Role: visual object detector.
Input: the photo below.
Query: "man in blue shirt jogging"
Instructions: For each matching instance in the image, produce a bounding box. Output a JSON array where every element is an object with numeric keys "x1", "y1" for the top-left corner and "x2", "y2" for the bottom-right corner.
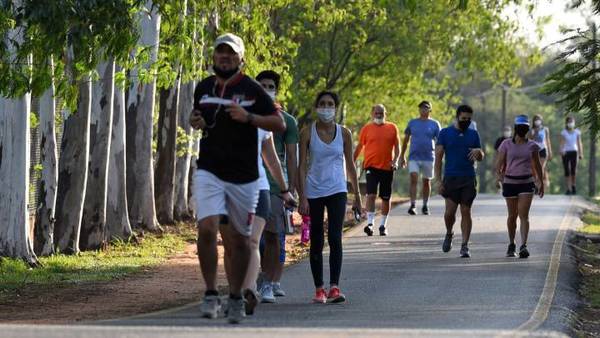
[{"x1": 434, "y1": 105, "x2": 484, "y2": 258}]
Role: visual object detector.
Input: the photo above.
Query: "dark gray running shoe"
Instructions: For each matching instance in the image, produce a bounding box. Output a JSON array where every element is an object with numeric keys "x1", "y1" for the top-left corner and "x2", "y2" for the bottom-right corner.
[
  {"x1": 408, "y1": 206, "x2": 417, "y2": 215},
  {"x1": 364, "y1": 224, "x2": 374, "y2": 236},
  {"x1": 379, "y1": 225, "x2": 387, "y2": 236},
  {"x1": 422, "y1": 205, "x2": 430, "y2": 215},
  {"x1": 506, "y1": 243, "x2": 517, "y2": 257},
  {"x1": 460, "y1": 244, "x2": 470, "y2": 258},
  {"x1": 519, "y1": 244, "x2": 530, "y2": 259},
  {"x1": 442, "y1": 232, "x2": 453, "y2": 252}
]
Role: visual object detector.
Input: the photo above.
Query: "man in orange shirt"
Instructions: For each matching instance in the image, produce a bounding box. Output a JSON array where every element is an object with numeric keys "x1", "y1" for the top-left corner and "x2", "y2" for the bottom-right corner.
[{"x1": 353, "y1": 104, "x2": 400, "y2": 236}]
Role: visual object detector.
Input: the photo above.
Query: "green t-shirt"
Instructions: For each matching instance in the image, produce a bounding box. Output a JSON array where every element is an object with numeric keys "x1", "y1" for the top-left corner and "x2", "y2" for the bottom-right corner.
[{"x1": 266, "y1": 111, "x2": 299, "y2": 193}]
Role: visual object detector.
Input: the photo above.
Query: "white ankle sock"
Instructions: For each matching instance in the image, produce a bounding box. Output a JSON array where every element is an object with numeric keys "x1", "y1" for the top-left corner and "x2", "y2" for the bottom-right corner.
[
  {"x1": 380, "y1": 215, "x2": 388, "y2": 227},
  {"x1": 367, "y1": 212, "x2": 375, "y2": 224}
]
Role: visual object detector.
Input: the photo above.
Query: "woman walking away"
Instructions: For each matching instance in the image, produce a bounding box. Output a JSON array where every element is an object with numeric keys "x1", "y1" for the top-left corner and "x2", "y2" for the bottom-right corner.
[
  {"x1": 298, "y1": 91, "x2": 361, "y2": 304},
  {"x1": 529, "y1": 115, "x2": 552, "y2": 190},
  {"x1": 496, "y1": 115, "x2": 544, "y2": 259},
  {"x1": 559, "y1": 116, "x2": 583, "y2": 195}
]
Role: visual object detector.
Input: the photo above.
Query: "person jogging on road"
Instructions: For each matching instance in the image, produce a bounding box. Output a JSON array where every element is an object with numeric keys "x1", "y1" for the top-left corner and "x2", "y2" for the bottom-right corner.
[
  {"x1": 298, "y1": 91, "x2": 361, "y2": 304},
  {"x1": 434, "y1": 104, "x2": 484, "y2": 258},
  {"x1": 255, "y1": 70, "x2": 299, "y2": 303},
  {"x1": 559, "y1": 116, "x2": 583, "y2": 195},
  {"x1": 496, "y1": 115, "x2": 544, "y2": 259},
  {"x1": 353, "y1": 103, "x2": 400, "y2": 236},
  {"x1": 242, "y1": 129, "x2": 295, "y2": 315},
  {"x1": 189, "y1": 33, "x2": 285, "y2": 324},
  {"x1": 528, "y1": 115, "x2": 552, "y2": 190},
  {"x1": 400, "y1": 101, "x2": 441, "y2": 215}
]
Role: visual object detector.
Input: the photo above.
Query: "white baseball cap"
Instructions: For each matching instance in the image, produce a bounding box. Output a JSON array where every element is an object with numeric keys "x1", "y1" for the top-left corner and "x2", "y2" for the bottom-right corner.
[{"x1": 214, "y1": 33, "x2": 245, "y2": 57}]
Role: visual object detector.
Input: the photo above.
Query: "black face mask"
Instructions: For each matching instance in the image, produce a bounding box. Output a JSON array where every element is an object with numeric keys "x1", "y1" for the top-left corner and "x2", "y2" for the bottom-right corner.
[
  {"x1": 515, "y1": 125, "x2": 529, "y2": 138},
  {"x1": 213, "y1": 65, "x2": 240, "y2": 80},
  {"x1": 458, "y1": 119, "x2": 471, "y2": 131}
]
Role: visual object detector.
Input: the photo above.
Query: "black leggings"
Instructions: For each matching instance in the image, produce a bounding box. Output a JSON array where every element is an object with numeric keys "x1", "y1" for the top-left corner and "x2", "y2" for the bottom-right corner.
[
  {"x1": 308, "y1": 192, "x2": 347, "y2": 288},
  {"x1": 562, "y1": 151, "x2": 578, "y2": 176}
]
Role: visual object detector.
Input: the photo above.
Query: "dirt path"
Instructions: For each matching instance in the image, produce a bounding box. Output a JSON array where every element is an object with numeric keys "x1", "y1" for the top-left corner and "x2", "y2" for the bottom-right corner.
[{"x1": 0, "y1": 198, "x2": 405, "y2": 324}]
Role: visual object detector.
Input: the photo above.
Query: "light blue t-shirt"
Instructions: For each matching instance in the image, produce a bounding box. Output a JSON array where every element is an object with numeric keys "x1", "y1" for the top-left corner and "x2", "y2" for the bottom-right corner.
[
  {"x1": 404, "y1": 118, "x2": 441, "y2": 161},
  {"x1": 436, "y1": 126, "x2": 482, "y2": 177}
]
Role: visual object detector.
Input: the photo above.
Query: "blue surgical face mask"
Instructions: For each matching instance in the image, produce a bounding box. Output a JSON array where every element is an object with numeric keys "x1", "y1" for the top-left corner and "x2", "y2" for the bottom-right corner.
[{"x1": 316, "y1": 108, "x2": 336, "y2": 122}]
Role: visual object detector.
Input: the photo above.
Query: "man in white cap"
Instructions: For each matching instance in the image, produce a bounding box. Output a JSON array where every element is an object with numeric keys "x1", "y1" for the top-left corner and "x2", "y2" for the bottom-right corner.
[{"x1": 189, "y1": 33, "x2": 285, "y2": 324}]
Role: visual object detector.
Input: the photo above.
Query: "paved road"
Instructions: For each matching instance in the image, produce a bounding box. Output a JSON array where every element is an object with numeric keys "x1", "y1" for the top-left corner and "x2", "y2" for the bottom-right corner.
[{"x1": 2, "y1": 194, "x2": 584, "y2": 337}]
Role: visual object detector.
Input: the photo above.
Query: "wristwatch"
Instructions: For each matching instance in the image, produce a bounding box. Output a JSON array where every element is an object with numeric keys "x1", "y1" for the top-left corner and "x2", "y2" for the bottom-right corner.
[{"x1": 246, "y1": 113, "x2": 255, "y2": 125}]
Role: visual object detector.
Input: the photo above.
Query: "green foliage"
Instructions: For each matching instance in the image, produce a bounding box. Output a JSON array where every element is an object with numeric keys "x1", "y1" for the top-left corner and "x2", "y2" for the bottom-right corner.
[
  {"x1": 543, "y1": 24, "x2": 600, "y2": 137},
  {"x1": 0, "y1": 223, "x2": 195, "y2": 297}
]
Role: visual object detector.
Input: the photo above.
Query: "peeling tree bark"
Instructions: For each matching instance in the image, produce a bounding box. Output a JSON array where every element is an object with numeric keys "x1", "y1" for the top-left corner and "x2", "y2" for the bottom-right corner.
[
  {"x1": 155, "y1": 81, "x2": 180, "y2": 225},
  {"x1": 126, "y1": 0, "x2": 161, "y2": 231},
  {"x1": 174, "y1": 80, "x2": 195, "y2": 221},
  {"x1": 0, "y1": 0, "x2": 37, "y2": 265},
  {"x1": 106, "y1": 66, "x2": 132, "y2": 241},
  {"x1": 80, "y1": 59, "x2": 115, "y2": 250},
  {"x1": 34, "y1": 57, "x2": 58, "y2": 256},
  {"x1": 54, "y1": 73, "x2": 92, "y2": 254}
]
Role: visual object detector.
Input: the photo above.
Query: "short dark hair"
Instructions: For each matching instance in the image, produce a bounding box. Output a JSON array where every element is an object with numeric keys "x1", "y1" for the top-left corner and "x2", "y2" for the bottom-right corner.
[
  {"x1": 256, "y1": 70, "x2": 280, "y2": 90},
  {"x1": 418, "y1": 101, "x2": 431, "y2": 109},
  {"x1": 315, "y1": 90, "x2": 340, "y2": 108},
  {"x1": 456, "y1": 104, "x2": 473, "y2": 117}
]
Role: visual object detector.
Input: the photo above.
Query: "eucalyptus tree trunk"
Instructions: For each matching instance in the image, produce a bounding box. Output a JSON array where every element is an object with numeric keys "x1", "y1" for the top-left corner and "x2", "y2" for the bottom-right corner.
[
  {"x1": 80, "y1": 59, "x2": 115, "y2": 250},
  {"x1": 54, "y1": 66, "x2": 92, "y2": 254},
  {"x1": 155, "y1": 80, "x2": 180, "y2": 225},
  {"x1": 106, "y1": 66, "x2": 132, "y2": 241},
  {"x1": 0, "y1": 0, "x2": 37, "y2": 265},
  {"x1": 126, "y1": 0, "x2": 161, "y2": 231},
  {"x1": 34, "y1": 57, "x2": 58, "y2": 256},
  {"x1": 174, "y1": 80, "x2": 195, "y2": 221}
]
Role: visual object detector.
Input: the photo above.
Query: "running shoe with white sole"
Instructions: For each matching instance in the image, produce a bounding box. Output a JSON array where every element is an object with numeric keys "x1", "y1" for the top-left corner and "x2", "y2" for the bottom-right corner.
[
  {"x1": 519, "y1": 244, "x2": 530, "y2": 259},
  {"x1": 226, "y1": 297, "x2": 246, "y2": 324},
  {"x1": 422, "y1": 205, "x2": 430, "y2": 215},
  {"x1": 506, "y1": 243, "x2": 517, "y2": 258},
  {"x1": 272, "y1": 283, "x2": 286, "y2": 297},
  {"x1": 364, "y1": 224, "x2": 374, "y2": 236},
  {"x1": 460, "y1": 244, "x2": 470, "y2": 258},
  {"x1": 442, "y1": 232, "x2": 453, "y2": 252},
  {"x1": 327, "y1": 287, "x2": 346, "y2": 303},
  {"x1": 313, "y1": 288, "x2": 327, "y2": 304},
  {"x1": 200, "y1": 294, "x2": 221, "y2": 319},
  {"x1": 259, "y1": 283, "x2": 276, "y2": 303},
  {"x1": 408, "y1": 205, "x2": 417, "y2": 215},
  {"x1": 379, "y1": 225, "x2": 387, "y2": 236}
]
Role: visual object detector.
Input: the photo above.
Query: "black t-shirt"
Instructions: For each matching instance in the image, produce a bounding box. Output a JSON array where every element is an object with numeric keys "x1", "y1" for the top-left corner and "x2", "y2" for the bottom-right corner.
[
  {"x1": 494, "y1": 136, "x2": 509, "y2": 151},
  {"x1": 194, "y1": 73, "x2": 277, "y2": 184}
]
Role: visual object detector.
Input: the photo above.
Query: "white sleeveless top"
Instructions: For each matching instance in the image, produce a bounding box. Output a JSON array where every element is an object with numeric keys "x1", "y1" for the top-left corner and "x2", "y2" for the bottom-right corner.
[
  {"x1": 305, "y1": 122, "x2": 347, "y2": 199},
  {"x1": 257, "y1": 129, "x2": 272, "y2": 190}
]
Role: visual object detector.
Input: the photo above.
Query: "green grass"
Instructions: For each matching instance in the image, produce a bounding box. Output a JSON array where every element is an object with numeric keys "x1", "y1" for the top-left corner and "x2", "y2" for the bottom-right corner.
[
  {"x1": 581, "y1": 211, "x2": 600, "y2": 234},
  {"x1": 0, "y1": 223, "x2": 196, "y2": 297}
]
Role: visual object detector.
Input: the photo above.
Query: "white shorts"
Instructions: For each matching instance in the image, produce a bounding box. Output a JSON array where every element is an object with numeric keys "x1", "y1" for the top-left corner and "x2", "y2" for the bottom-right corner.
[
  {"x1": 408, "y1": 160, "x2": 434, "y2": 179},
  {"x1": 191, "y1": 169, "x2": 259, "y2": 237}
]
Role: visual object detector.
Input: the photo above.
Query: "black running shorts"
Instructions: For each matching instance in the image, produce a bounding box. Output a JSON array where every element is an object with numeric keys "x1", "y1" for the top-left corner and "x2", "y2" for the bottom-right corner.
[{"x1": 365, "y1": 167, "x2": 394, "y2": 200}]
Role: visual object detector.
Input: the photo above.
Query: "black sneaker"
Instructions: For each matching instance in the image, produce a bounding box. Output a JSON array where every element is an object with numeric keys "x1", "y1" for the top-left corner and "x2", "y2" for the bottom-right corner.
[
  {"x1": 572, "y1": 186, "x2": 577, "y2": 195},
  {"x1": 565, "y1": 190, "x2": 572, "y2": 196},
  {"x1": 422, "y1": 205, "x2": 430, "y2": 215},
  {"x1": 364, "y1": 224, "x2": 374, "y2": 236},
  {"x1": 408, "y1": 205, "x2": 417, "y2": 215},
  {"x1": 379, "y1": 225, "x2": 387, "y2": 236},
  {"x1": 506, "y1": 243, "x2": 517, "y2": 257},
  {"x1": 442, "y1": 232, "x2": 453, "y2": 252},
  {"x1": 460, "y1": 244, "x2": 470, "y2": 258},
  {"x1": 519, "y1": 244, "x2": 530, "y2": 259}
]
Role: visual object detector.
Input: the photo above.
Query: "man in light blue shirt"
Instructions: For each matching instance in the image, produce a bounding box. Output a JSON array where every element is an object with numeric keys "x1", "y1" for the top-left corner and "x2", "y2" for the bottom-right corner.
[{"x1": 400, "y1": 101, "x2": 441, "y2": 215}]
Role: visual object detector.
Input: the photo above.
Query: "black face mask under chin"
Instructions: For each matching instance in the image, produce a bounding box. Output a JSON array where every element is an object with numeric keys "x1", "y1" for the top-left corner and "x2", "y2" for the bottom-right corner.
[
  {"x1": 458, "y1": 120, "x2": 471, "y2": 131},
  {"x1": 213, "y1": 65, "x2": 240, "y2": 80},
  {"x1": 515, "y1": 125, "x2": 529, "y2": 138}
]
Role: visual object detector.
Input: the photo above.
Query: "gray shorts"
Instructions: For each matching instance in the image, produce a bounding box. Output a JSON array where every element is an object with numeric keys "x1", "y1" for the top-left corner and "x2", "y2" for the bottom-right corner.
[
  {"x1": 191, "y1": 169, "x2": 259, "y2": 237},
  {"x1": 265, "y1": 194, "x2": 284, "y2": 234},
  {"x1": 255, "y1": 190, "x2": 271, "y2": 220}
]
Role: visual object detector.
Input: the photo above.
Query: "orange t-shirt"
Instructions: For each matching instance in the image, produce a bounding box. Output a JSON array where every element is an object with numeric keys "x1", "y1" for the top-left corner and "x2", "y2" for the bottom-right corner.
[{"x1": 358, "y1": 122, "x2": 398, "y2": 170}]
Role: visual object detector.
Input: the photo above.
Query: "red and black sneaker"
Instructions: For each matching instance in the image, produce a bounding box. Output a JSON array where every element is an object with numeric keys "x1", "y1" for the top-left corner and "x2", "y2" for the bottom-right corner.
[
  {"x1": 326, "y1": 286, "x2": 346, "y2": 304},
  {"x1": 312, "y1": 288, "x2": 327, "y2": 304}
]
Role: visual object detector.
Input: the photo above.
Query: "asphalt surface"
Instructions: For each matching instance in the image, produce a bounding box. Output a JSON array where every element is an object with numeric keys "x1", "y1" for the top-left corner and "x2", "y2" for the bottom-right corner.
[{"x1": 2, "y1": 194, "x2": 584, "y2": 337}]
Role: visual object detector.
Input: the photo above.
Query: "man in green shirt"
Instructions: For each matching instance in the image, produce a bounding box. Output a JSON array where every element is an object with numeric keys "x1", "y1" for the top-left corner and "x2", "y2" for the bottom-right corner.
[{"x1": 256, "y1": 70, "x2": 299, "y2": 303}]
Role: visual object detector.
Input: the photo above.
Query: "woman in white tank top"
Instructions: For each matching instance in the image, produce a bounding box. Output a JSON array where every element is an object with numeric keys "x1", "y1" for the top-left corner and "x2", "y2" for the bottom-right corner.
[{"x1": 298, "y1": 91, "x2": 361, "y2": 304}]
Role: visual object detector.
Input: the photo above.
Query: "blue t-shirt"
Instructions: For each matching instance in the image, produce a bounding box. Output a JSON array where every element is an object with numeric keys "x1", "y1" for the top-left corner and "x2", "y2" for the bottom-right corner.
[
  {"x1": 404, "y1": 118, "x2": 441, "y2": 161},
  {"x1": 437, "y1": 126, "x2": 481, "y2": 177}
]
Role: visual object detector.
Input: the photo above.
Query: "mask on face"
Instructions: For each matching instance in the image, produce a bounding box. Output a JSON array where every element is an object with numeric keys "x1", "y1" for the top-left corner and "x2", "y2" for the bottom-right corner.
[
  {"x1": 213, "y1": 65, "x2": 240, "y2": 79},
  {"x1": 316, "y1": 108, "x2": 336, "y2": 123},
  {"x1": 567, "y1": 122, "x2": 575, "y2": 129},
  {"x1": 266, "y1": 90, "x2": 277, "y2": 101},
  {"x1": 534, "y1": 120, "x2": 542, "y2": 128},
  {"x1": 458, "y1": 119, "x2": 471, "y2": 131},
  {"x1": 503, "y1": 131, "x2": 512, "y2": 138},
  {"x1": 515, "y1": 125, "x2": 529, "y2": 138},
  {"x1": 373, "y1": 118, "x2": 384, "y2": 125}
]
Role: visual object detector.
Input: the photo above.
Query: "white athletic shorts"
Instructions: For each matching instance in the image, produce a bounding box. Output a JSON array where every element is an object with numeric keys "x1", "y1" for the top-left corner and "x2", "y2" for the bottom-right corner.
[
  {"x1": 408, "y1": 160, "x2": 434, "y2": 179},
  {"x1": 191, "y1": 169, "x2": 259, "y2": 237}
]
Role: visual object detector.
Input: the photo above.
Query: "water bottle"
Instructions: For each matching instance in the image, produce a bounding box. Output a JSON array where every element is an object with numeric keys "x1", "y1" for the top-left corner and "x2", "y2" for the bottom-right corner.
[
  {"x1": 301, "y1": 215, "x2": 311, "y2": 245},
  {"x1": 283, "y1": 206, "x2": 295, "y2": 235}
]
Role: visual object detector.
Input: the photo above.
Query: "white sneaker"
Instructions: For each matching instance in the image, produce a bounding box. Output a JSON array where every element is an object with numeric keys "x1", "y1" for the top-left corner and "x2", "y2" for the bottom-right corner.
[
  {"x1": 272, "y1": 282, "x2": 286, "y2": 297},
  {"x1": 226, "y1": 297, "x2": 245, "y2": 324},
  {"x1": 260, "y1": 283, "x2": 276, "y2": 303},
  {"x1": 200, "y1": 294, "x2": 221, "y2": 319}
]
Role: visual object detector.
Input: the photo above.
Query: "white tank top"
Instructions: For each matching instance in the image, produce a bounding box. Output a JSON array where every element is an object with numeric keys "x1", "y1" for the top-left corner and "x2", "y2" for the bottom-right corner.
[
  {"x1": 561, "y1": 128, "x2": 580, "y2": 152},
  {"x1": 305, "y1": 122, "x2": 347, "y2": 199},
  {"x1": 257, "y1": 129, "x2": 272, "y2": 190}
]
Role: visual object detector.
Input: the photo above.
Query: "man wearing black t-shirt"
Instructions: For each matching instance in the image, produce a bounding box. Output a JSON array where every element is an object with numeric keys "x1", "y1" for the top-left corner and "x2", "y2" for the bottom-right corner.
[{"x1": 189, "y1": 33, "x2": 285, "y2": 324}]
